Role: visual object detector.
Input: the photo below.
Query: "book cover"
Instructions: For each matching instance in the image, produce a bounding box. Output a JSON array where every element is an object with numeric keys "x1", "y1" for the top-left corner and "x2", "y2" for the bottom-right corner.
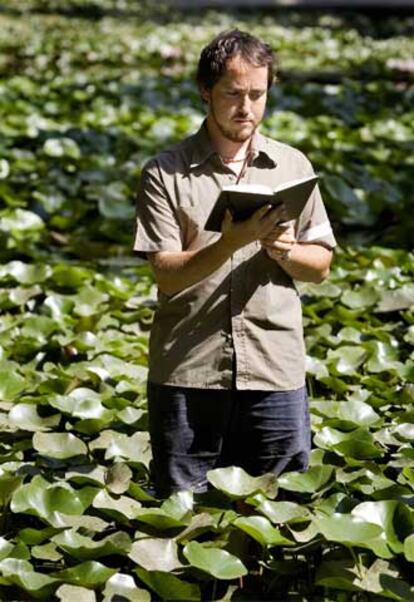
[{"x1": 204, "y1": 174, "x2": 319, "y2": 232}]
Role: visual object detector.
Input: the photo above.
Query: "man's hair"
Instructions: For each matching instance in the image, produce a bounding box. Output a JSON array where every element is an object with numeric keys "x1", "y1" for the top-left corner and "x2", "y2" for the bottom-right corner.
[{"x1": 196, "y1": 29, "x2": 276, "y2": 92}]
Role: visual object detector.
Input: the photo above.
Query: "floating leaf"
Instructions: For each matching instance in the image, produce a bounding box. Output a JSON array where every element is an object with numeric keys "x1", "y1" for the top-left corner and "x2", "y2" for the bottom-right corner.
[
  {"x1": 129, "y1": 538, "x2": 183, "y2": 571},
  {"x1": 278, "y1": 465, "x2": 334, "y2": 493},
  {"x1": 342, "y1": 286, "x2": 379, "y2": 309},
  {"x1": 315, "y1": 514, "x2": 383, "y2": 548},
  {"x1": 92, "y1": 489, "x2": 142, "y2": 521},
  {"x1": 43, "y1": 137, "x2": 81, "y2": 159},
  {"x1": 326, "y1": 345, "x2": 368, "y2": 375},
  {"x1": 52, "y1": 529, "x2": 131, "y2": 560},
  {"x1": 404, "y1": 533, "x2": 414, "y2": 562},
  {"x1": 233, "y1": 516, "x2": 295, "y2": 547},
  {"x1": 183, "y1": 541, "x2": 247, "y2": 580},
  {"x1": 0, "y1": 370, "x2": 26, "y2": 401},
  {"x1": 376, "y1": 285, "x2": 414, "y2": 312},
  {"x1": 207, "y1": 466, "x2": 278, "y2": 499},
  {"x1": 102, "y1": 573, "x2": 151, "y2": 602},
  {"x1": 0, "y1": 558, "x2": 58, "y2": 599},
  {"x1": 56, "y1": 584, "x2": 97, "y2": 602},
  {"x1": 105, "y1": 462, "x2": 133, "y2": 494},
  {"x1": 135, "y1": 568, "x2": 200, "y2": 601},
  {"x1": 9, "y1": 403, "x2": 60, "y2": 432},
  {"x1": 253, "y1": 498, "x2": 311, "y2": 524},
  {"x1": 33, "y1": 432, "x2": 87, "y2": 459},
  {"x1": 310, "y1": 400, "x2": 380, "y2": 429},
  {"x1": 52, "y1": 561, "x2": 117, "y2": 587},
  {"x1": 11, "y1": 475, "x2": 97, "y2": 526}
]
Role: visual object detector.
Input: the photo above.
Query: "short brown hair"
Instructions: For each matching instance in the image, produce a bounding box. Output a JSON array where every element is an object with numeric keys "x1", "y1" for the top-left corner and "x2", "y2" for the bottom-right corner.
[{"x1": 196, "y1": 29, "x2": 276, "y2": 92}]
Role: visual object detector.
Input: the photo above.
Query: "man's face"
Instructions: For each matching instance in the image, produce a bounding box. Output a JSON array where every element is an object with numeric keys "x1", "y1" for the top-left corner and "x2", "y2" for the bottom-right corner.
[{"x1": 202, "y1": 55, "x2": 269, "y2": 144}]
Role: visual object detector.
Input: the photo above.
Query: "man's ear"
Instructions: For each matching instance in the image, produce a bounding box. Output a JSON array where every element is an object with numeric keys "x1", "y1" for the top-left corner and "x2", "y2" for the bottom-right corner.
[{"x1": 199, "y1": 85, "x2": 211, "y2": 104}]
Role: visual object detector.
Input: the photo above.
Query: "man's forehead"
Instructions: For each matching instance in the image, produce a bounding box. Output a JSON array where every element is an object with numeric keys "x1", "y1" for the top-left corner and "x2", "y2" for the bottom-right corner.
[{"x1": 218, "y1": 56, "x2": 268, "y2": 85}]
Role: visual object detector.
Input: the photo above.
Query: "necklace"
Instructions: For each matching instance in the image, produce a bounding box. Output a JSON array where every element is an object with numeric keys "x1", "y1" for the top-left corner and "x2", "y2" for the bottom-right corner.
[{"x1": 220, "y1": 154, "x2": 249, "y2": 164}]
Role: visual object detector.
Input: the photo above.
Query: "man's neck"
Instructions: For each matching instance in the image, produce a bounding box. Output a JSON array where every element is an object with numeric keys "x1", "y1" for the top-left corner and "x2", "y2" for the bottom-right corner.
[{"x1": 205, "y1": 116, "x2": 252, "y2": 161}]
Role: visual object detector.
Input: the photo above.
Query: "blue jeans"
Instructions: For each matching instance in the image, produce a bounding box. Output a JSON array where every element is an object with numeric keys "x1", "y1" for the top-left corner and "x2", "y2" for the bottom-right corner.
[{"x1": 147, "y1": 383, "x2": 310, "y2": 497}]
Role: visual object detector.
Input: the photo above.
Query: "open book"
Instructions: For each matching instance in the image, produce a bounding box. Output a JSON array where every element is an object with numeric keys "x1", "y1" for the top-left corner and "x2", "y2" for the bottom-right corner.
[{"x1": 204, "y1": 174, "x2": 319, "y2": 232}]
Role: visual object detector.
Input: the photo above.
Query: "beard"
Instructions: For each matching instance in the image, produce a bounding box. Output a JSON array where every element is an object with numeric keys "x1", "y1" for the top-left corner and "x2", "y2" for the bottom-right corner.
[{"x1": 210, "y1": 106, "x2": 258, "y2": 143}]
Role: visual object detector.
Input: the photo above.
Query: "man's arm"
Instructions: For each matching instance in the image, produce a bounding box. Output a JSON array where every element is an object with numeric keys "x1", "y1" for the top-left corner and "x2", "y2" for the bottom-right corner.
[
  {"x1": 260, "y1": 223, "x2": 332, "y2": 282},
  {"x1": 269, "y1": 243, "x2": 332, "y2": 283},
  {"x1": 260, "y1": 223, "x2": 332, "y2": 283},
  {"x1": 148, "y1": 204, "x2": 285, "y2": 296}
]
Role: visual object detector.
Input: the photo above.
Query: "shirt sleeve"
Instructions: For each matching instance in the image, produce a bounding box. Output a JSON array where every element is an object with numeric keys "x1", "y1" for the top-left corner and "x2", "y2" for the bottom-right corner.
[
  {"x1": 295, "y1": 159, "x2": 336, "y2": 249},
  {"x1": 133, "y1": 160, "x2": 183, "y2": 259}
]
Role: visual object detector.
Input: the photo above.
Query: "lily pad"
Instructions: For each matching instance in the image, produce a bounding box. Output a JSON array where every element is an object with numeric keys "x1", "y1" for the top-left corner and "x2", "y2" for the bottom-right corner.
[
  {"x1": 183, "y1": 541, "x2": 247, "y2": 580},
  {"x1": 233, "y1": 516, "x2": 295, "y2": 547},
  {"x1": 278, "y1": 465, "x2": 334, "y2": 493},
  {"x1": 135, "y1": 568, "x2": 200, "y2": 601},
  {"x1": 33, "y1": 432, "x2": 88, "y2": 459},
  {"x1": 9, "y1": 403, "x2": 60, "y2": 432},
  {"x1": 52, "y1": 529, "x2": 131, "y2": 560},
  {"x1": 207, "y1": 466, "x2": 278, "y2": 499},
  {"x1": 52, "y1": 561, "x2": 117, "y2": 587},
  {"x1": 129, "y1": 538, "x2": 183, "y2": 571},
  {"x1": 102, "y1": 573, "x2": 151, "y2": 602}
]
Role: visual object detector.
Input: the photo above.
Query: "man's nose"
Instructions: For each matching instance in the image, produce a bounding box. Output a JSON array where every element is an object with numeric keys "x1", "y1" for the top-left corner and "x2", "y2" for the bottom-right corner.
[{"x1": 238, "y1": 94, "x2": 251, "y2": 114}]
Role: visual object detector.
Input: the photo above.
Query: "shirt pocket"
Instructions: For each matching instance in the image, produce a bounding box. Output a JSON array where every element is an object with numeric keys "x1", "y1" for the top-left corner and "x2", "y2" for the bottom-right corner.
[{"x1": 177, "y1": 201, "x2": 218, "y2": 250}]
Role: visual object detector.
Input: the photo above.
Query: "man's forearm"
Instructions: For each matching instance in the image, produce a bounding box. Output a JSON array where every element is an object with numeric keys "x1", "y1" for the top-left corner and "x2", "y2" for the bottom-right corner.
[
  {"x1": 148, "y1": 237, "x2": 235, "y2": 296},
  {"x1": 269, "y1": 243, "x2": 332, "y2": 283}
]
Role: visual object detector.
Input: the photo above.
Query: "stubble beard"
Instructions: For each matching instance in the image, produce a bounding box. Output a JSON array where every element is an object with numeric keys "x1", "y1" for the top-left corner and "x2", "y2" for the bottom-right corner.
[{"x1": 211, "y1": 106, "x2": 257, "y2": 144}]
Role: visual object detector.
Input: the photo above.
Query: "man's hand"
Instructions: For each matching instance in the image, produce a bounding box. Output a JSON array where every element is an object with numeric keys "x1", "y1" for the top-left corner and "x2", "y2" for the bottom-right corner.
[
  {"x1": 260, "y1": 221, "x2": 296, "y2": 260},
  {"x1": 220, "y1": 204, "x2": 287, "y2": 253}
]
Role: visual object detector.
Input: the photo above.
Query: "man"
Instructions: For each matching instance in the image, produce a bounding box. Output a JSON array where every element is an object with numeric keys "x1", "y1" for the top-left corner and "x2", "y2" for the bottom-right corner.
[{"x1": 134, "y1": 29, "x2": 336, "y2": 498}]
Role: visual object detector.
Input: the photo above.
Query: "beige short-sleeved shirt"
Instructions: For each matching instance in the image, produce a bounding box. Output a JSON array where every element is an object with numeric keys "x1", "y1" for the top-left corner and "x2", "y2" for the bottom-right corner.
[{"x1": 134, "y1": 123, "x2": 336, "y2": 390}]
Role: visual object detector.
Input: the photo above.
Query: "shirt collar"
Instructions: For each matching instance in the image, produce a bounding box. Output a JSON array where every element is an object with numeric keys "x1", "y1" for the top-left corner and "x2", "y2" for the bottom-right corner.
[{"x1": 188, "y1": 121, "x2": 277, "y2": 170}]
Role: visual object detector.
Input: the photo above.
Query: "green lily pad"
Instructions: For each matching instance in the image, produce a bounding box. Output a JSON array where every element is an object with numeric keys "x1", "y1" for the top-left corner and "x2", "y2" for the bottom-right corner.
[
  {"x1": 92, "y1": 489, "x2": 142, "y2": 521},
  {"x1": 341, "y1": 286, "x2": 379, "y2": 309},
  {"x1": 315, "y1": 513, "x2": 383, "y2": 548},
  {"x1": 0, "y1": 473, "x2": 24, "y2": 505},
  {"x1": 183, "y1": 541, "x2": 247, "y2": 580},
  {"x1": 56, "y1": 584, "x2": 97, "y2": 602},
  {"x1": 0, "y1": 558, "x2": 58, "y2": 599},
  {"x1": 376, "y1": 284, "x2": 414, "y2": 312},
  {"x1": 129, "y1": 538, "x2": 183, "y2": 571},
  {"x1": 233, "y1": 516, "x2": 295, "y2": 547},
  {"x1": 134, "y1": 508, "x2": 190, "y2": 530},
  {"x1": 31, "y1": 542, "x2": 63, "y2": 562},
  {"x1": 252, "y1": 498, "x2": 311, "y2": 524},
  {"x1": 0, "y1": 370, "x2": 26, "y2": 401},
  {"x1": 4, "y1": 261, "x2": 52, "y2": 285},
  {"x1": 207, "y1": 466, "x2": 278, "y2": 499},
  {"x1": 89, "y1": 430, "x2": 151, "y2": 466},
  {"x1": 33, "y1": 432, "x2": 88, "y2": 459},
  {"x1": 313, "y1": 427, "x2": 382, "y2": 459},
  {"x1": 404, "y1": 533, "x2": 414, "y2": 562},
  {"x1": 49, "y1": 388, "x2": 114, "y2": 421},
  {"x1": 105, "y1": 462, "x2": 133, "y2": 494},
  {"x1": 351, "y1": 500, "x2": 414, "y2": 554},
  {"x1": 43, "y1": 137, "x2": 81, "y2": 159},
  {"x1": 9, "y1": 403, "x2": 60, "y2": 432},
  {"x1": 102, "y1": 573, "x2": 151, "y2": 602},
  {"x1": 326, "y1": 345, "x2": 368, "y2": 375},
  {"x1": 11, "y1": 475, "x2": 97, "y2": 525},
  {"x1": 52, "y1": 561, "x2": 117, "y2": 587},
  {"x1": 0, "y1": 537, "x2": 14, "y2": 561},
  {"x1": 278, "y1": 465, "x2": 334, "y2": 493},
  {"x1": 52, "y1": 529, "x2": 131, "y2": 560},
  {"x1": 135, "y1": 568, "x2": 200, "y2": 601},
  {"x1": 310, "y1": 400, "x2": 380, "y2": 429}
]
